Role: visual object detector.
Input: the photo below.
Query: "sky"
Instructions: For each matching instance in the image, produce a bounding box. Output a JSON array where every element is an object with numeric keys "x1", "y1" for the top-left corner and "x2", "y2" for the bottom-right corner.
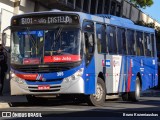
[{"x1": 142, "y1": 0, "x2": 160, "y2": 23}]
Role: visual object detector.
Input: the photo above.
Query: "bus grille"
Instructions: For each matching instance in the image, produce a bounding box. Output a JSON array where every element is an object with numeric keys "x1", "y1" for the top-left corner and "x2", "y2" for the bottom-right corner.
[{"x1": 17, "y1": 66, "x2": 70, "y2": 73}]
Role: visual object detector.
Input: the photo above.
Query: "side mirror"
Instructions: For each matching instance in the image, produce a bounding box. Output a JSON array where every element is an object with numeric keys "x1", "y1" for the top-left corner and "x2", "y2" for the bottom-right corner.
[
  {"x1": 2, "y1": 26, "x2": 11, "y2": 53},
  {"x1": 2, "y1": 33, "x2": 7, "y2": 46}
]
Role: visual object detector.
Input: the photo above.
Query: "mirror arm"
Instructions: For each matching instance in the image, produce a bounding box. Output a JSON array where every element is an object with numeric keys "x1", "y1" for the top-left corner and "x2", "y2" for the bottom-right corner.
[
  {"x1": 2, "y1": 26, "x2": 11, "y2": 33},
  {"x1": 2, "y1": 26, "x2": 11, "y2": 53}
]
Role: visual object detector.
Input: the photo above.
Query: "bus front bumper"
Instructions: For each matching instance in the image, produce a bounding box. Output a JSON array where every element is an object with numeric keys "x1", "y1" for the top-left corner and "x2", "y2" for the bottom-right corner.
[{"x1": 10, "y1": 77, "x2": 85, "y2": 95}]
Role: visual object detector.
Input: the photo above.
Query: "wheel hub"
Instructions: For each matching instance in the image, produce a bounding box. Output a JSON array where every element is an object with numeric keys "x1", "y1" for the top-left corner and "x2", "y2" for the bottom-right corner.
[{"x1": 93, "y1": 83, "x2": 103, "y2": 101}]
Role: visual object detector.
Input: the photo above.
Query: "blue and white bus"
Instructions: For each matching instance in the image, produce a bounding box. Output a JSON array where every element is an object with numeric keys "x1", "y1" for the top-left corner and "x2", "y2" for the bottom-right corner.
[{"x1": 3, "y1": 11, "x2": 158, "y2": 106}]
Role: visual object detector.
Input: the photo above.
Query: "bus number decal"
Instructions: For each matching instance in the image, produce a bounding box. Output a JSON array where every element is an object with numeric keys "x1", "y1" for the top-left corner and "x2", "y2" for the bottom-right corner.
[{"x1": 57, "y1": 72, "x2": 64, "y2": 77}]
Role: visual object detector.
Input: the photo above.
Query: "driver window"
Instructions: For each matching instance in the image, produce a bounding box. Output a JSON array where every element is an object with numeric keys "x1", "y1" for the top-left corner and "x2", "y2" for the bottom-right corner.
[
  {"x1": 83, "y1": 21, "x2": 95, "y2": 64},
  {"x1": 85, "y1": 32, "x2": 94, "y2": 55}
]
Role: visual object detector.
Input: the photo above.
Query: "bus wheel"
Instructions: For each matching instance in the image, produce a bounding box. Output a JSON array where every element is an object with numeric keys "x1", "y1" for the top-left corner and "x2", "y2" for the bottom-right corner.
[
  {"x1": 87, "y1": 78, "x2": 106, "y2": 106},
  {"x1": 129, "y1": 77, "x2": 141, "y2": 102},
  {"x1": 122, "y1": 93, "x2": 129, "y2": 101}
]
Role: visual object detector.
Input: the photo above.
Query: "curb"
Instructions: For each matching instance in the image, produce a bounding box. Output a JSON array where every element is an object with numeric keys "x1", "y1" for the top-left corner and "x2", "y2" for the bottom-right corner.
[{"x1": 0, "y1": 103, "x2": 10, "y2": 109}]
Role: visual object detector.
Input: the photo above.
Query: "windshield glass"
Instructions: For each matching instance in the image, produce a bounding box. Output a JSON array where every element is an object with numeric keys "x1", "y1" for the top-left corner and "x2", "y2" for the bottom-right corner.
[{"x1": 11, "y1": 27, "x2": 81, "y2": 65}]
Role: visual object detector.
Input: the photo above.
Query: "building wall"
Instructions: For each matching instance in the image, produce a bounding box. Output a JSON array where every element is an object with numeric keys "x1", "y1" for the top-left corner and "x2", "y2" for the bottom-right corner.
[
  {"x1": 130, "y1": 6, "x2": 139, "y2": 22},
  {"x1": 139, "y1": 12, "x2": 148, "y2": 23},
  {"x1": 121, "y1": 0, "x2": 159, "y2": 27},
  {"x1": 122, "y1": 0, "x2": 131, "y2": 18},
  {"x1": 0, "y1": 0, "x2": 14, "y2": 33},
  {"x1": 19, "y1": 0, "x2": 35, "y2": 14},
  {"x1": 155, "y1": 21, "x2": 160, "y2": 28}
]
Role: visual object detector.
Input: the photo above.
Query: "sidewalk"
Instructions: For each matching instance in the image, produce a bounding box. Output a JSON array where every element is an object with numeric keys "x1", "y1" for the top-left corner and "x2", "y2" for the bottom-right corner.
[{"x1": 0, "y1": 94, "x2": 27, "y2": 109}]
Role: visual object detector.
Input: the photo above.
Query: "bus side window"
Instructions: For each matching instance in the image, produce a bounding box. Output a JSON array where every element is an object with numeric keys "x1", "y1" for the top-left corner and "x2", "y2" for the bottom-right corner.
[
  {"x1": 144, "y1": 33, "x2": 151, "y2": 56},
  {"x1": 84, "y1": 32, "x2": 94, "y2": 62},
  {"x1": 151, "y1": 34, "x2": 155, "y2": 57},
  {"x1": 83, "y1": 21, "x2": 95, "y2": 64},
  {"x1": 85, "y1": 33, "x2": 94, "y2": 54},
  {"x1": 106, "y1": 25, "x2": 117, "y2": 54},
  {"x1": 127, "y1": 29, "x2": 136, "y2": 55},
  {"x1": 96, "y1": 24, "x2": 106, "y2": 53},
  {"x1": 136, "y1": 31, "x2": 144, "y2": 56},
  {"x1": 117, "y1": 28, "x2": 126, "y2": 55}
]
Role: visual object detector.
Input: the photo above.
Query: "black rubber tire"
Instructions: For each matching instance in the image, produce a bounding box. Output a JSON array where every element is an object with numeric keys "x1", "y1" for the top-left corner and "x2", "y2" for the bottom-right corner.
[
  {"x1": 128, "y1": 77, "x2": 141, "y2": 102},
  {"x1": 122, "y1": 92, "x2": 129, "y2": 101},
  {"x1": 87, "y1": 77, "x2": 106, "y2": 106}
]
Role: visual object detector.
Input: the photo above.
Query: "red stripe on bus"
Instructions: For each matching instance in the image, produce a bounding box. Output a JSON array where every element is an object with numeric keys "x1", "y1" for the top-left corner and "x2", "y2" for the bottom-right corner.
[
  {"x1": 15, "y1": 74, "x2": 38, "y2": 80},
  {"x1": 127, "y1": 60, "x2": 132, "y2": 92}
]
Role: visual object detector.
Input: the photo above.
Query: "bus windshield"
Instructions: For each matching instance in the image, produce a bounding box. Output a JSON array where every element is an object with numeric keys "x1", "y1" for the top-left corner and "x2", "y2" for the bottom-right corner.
[{"x1": 11, "y1": 27, "x2": 81, "y2": 65}]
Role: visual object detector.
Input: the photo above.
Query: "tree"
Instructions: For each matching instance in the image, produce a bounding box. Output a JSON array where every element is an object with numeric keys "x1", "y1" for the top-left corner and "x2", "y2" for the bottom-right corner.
[{"x1": 129, "y1": 0, "x2": 153, "y2": 8}]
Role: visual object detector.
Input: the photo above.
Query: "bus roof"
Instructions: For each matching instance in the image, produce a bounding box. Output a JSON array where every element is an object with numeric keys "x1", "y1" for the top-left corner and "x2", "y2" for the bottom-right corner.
[
  {"x1": 13, "y1": 11, "x2": 155, "y2": 33},
  {"x1": 97, "y1": 14, "x2": 155, "y2": 33}
]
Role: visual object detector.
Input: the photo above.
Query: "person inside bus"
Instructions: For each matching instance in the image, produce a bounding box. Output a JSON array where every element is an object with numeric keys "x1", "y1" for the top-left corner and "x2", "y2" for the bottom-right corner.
[{"x1": 0, "y1": 44, "x2": 8, "y2": 95}]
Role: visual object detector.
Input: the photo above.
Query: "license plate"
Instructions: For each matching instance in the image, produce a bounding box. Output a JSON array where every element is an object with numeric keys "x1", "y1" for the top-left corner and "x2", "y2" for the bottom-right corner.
[{"x1": 38, "y1": 85, "x2": 50, "y2": 90}]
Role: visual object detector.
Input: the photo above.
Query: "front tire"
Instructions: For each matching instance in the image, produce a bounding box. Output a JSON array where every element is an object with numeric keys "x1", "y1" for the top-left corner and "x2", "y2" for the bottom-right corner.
[
  {"x1": 122, "y1": 92, "x2": 129, "y2": 101},
  {"x1": 87, "y1": 78, "x2": 106, "y2": 106},
  {"x1": 128, "y1": 77, "x2": 141, "y2": 102}
]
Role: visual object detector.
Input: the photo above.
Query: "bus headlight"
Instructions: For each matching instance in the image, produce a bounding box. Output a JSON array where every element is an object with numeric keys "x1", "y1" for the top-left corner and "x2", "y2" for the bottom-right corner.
[
  {"x1": 64, "y1": 68, "x2": 84, "y2": 83},
  {"x1": 10, "y1": 72, "x2": 25, "y2": 84},
  {"x1": 11, "y1": 72, "x2": 15, "y2": 78}
]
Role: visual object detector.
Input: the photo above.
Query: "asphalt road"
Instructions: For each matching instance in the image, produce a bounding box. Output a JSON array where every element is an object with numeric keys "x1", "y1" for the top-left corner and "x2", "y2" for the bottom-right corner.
[{"x1": 0, "y1": 96, "x2": 160, "y2": 119}]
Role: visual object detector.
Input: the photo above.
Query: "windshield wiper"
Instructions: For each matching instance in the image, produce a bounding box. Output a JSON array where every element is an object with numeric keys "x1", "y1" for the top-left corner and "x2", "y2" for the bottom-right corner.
[
  {"x1": 25, "y1": 27, "x2": 39, "y2": 55},
  {"x1": 26, "y1": 27, "x2": 36, "y2": 47},
  {"x1": 51, "y1": 27, "x2": 63, "y2": 50}
]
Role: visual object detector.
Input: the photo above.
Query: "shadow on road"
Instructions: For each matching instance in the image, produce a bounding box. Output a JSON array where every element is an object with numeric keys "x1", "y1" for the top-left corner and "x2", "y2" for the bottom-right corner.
[{"x1": 0, "y1": 97, "x2": 159, "y2": 119}]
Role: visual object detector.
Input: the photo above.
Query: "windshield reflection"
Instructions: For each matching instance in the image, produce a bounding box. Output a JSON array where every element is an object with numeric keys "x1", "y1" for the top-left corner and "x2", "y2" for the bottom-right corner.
[{"x1": 11, "y1": 27, "x2": 81, "y2": 64}]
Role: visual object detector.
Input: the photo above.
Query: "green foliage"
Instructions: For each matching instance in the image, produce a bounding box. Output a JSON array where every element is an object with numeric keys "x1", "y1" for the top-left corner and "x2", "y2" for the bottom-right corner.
[{"x1": 129, "y1": 0, "x2": 153, "y2": 8}]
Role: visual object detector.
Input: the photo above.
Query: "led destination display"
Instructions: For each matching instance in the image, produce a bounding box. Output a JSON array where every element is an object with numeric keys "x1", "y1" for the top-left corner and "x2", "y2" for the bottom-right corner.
[{"x1": 12, "y1": 14, "x2": 79, "y2": 26}]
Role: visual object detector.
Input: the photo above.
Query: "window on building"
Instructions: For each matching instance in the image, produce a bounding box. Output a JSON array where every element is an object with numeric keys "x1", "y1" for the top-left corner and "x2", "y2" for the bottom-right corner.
[
  {"x1": 68, "y1": 0, "x2": 74, "y2": 4},
  {"x1": 151, "y1": 34, "x2": 155, "y2": 57},
  {"x1": 136, "y1": 31, "x2": 144, "y2": 56},
  {"x1": 116, "y1": 4, "x2": 121, "y2": 16},
  {"x1": 104, "y1": 0, "x2": 110, "y2": 14},
  {"x1": 144, "y1": 33, "x2": 152, "y2": 56},
  {"x1": 90, "y1": 0, "x2": 97, "y2": 14},
  {"x1": 127, "y1": 30, "x2": 136, "y2": 55},
  {"x1": 106, "y1": 25, "x2": 117, "y2": 54},
  {"x1": 96, "y1": 24, "x2": 106, "y2": 53},
  {"x1": 117, "y1": 28, "x2": 126, "y2": 54},
  {"x1": 83, "y1": 0, "x2": 89, "y2": 12},
  {"x1": 76, "y1": 0, "x2": 81, "y2": 9},
  {"x1": 97, "y1": 0, "x2": 103, "y2": 14},
  {"x1": 110, "y1": 1, "x2": 116, "y2": 15}
]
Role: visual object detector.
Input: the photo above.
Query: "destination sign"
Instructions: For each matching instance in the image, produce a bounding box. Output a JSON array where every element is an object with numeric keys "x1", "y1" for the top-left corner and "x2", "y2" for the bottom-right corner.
[{"x1": 12, "y1": 14, "x2": 79, "y2": 26}]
